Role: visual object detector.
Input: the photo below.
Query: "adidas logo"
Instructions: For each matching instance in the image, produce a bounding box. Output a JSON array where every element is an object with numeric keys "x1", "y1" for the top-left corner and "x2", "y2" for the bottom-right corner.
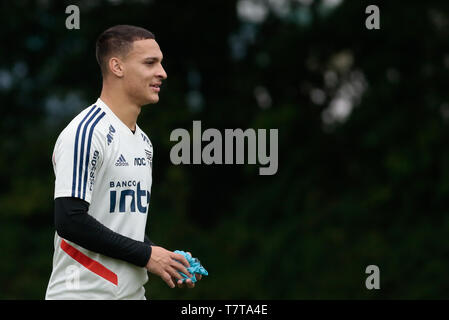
[{"x1": 115, "y1": 154, "x2": 129, "y2": 166}]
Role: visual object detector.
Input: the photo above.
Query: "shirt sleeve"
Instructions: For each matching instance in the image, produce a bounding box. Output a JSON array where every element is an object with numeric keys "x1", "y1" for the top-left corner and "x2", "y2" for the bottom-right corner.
[{"x1": 53, "y1": 110, "x2": 106, "y2": 204}]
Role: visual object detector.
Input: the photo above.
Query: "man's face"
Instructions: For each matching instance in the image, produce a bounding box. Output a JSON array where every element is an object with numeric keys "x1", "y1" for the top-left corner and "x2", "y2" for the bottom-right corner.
[{"x1": 121, "y1": 39, "x2": 167, "y2": 106}]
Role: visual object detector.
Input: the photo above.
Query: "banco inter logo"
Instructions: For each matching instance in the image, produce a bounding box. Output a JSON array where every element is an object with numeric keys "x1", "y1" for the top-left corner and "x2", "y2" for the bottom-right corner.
[
  {"x1": 109, "y1": 180, "x2": 150, "y2": 213},
  {"x1": 115, "y1": 154, "x2": 129, "y2": 166}
]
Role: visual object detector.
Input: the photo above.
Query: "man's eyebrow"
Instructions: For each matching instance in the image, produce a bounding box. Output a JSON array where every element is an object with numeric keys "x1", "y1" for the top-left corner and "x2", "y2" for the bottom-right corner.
[{"x1": 143, "y1": 56, "x2": 163, "y2": 62}]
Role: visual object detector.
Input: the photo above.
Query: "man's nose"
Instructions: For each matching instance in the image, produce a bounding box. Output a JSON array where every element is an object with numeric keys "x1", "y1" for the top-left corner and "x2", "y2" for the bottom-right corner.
[{"x1": 157, "y1": 65, "x2": 167, "y2": 80}]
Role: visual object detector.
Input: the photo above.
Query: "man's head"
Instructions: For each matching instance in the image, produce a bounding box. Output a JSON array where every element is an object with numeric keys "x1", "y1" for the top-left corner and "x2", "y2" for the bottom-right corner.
[{"x1": 96, "y1": 25, "x2": 167, "y2": 105}]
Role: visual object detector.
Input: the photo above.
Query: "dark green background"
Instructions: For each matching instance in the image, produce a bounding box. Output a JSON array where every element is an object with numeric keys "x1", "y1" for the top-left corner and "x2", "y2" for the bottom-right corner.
[{"x1": 1, "y1": 0, "x2": 448, "y2": 299}]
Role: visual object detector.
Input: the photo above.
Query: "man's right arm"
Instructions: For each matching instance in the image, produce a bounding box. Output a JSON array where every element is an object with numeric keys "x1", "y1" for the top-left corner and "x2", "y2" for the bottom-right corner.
[
  {"x1": 54, "y1": 196, "x2": 151, "y2": 267},
  {"x1": 55, "y1": 197, "x2": 193, "y2": 288}
]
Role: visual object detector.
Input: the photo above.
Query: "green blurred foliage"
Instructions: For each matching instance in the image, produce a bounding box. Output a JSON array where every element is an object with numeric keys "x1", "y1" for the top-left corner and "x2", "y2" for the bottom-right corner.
[{"x1": 0, "y1": 0, "x2": 448, "y2": 299}]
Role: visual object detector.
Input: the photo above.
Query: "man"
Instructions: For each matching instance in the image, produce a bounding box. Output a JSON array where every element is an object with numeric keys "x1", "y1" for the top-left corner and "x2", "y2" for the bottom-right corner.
[{"x1": 46, "y1": 25, "x2": 201, "y2": 300}]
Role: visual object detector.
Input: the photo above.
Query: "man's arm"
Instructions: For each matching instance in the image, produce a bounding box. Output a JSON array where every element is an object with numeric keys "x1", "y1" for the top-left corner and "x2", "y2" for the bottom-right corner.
[
  {"x1": 55, "y1": 197, "x2": 193, "y2": 288},
  {"x1": 54, "y1": 196, "x2": 152, "y2": 267}
]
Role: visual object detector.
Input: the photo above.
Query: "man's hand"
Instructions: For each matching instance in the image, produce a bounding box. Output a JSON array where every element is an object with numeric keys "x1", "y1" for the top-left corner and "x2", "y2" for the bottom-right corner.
[
  {"x1": 176, "y1": 274, "x2": 202, "y2": 288},
  {"x1": 175, "y1": 251, "x2": 202, "y2": 289},
  {"x1": 145, "y1": 246, "x2": 192, "y2": 288}
]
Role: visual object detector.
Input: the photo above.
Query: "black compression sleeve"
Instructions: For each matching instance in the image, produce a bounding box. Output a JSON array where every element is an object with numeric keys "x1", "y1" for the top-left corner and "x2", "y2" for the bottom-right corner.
[{"x1": 54, "y1": 197, "x2": 152, "y2": 267}]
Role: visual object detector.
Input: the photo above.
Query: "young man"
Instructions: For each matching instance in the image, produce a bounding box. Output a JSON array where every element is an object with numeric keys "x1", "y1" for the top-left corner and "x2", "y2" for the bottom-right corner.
[{"x1": 46, "y1": 25, "x2": 201, "y2": 300}]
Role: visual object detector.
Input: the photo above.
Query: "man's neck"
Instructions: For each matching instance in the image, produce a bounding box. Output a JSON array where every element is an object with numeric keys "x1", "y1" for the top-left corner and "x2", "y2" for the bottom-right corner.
[{"x1": 100, "y1": 85, "x2": 141, "y2": 132}]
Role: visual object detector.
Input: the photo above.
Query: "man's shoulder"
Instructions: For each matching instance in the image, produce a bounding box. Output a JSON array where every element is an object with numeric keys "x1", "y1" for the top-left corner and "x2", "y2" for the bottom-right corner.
[
  {"x1": 63, "y1": 104, "x2": 106, "y2": 134},
  {"x1": 57, "y1": 103, "x2": 109, "y2": 145}
]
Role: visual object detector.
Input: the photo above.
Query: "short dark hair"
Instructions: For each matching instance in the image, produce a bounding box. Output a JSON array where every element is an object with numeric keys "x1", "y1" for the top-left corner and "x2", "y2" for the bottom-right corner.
[{"x1": 96, "y1": 25, "x2": 155, "y2": 75}]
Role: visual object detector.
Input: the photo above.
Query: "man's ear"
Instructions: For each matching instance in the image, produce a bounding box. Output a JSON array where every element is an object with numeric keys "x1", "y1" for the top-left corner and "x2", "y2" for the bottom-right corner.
[{"x1": 108, "y1": 57, "x2": 124, "y2": 78}]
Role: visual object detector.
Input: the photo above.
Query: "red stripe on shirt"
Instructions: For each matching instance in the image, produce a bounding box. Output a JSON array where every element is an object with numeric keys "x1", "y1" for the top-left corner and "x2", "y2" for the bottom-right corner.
[{"x1": 60, "y1": 239, "x2": 118, "y2": 286}]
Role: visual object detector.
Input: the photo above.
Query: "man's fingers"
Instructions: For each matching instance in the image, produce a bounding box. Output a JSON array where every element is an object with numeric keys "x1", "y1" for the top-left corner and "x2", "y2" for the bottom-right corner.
[
  {"x1": 171, "y1": 260, "x2": 192, "y2": 278},
  {"x1": 150, "y1": 248, "x2": 200, "y2": 289},
  {"x1": 185, "y1": 279, "x2": 195, "y2": 288},
  {"x1": 167, "y1": 266, "x2": 185, "y2": 281},
  {"x1": 176, "y1": 279, "x2": 194, "y2": 289},
  {"x1": 172, "y1": 253, "x2": 190, "y2": 268},
  {"x1": 162, "y1": 272, "x2": 175, "y2": 288}
]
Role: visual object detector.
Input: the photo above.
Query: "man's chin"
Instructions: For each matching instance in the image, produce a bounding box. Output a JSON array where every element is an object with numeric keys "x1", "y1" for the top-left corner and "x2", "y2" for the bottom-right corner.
[{"x1": 141, "y1": 95, "x2": 159, "y2": 106}]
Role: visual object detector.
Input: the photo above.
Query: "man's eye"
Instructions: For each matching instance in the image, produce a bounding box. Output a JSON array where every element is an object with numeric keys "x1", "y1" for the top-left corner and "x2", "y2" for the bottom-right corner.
[{"x1": 146, "y1": 61, "x2": 155, "y2": 65}]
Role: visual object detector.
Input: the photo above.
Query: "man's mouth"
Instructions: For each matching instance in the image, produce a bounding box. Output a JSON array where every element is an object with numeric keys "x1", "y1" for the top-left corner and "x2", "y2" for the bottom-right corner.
[{"x1": 150, "y1": 83, "x2": 161, "y2": 92}]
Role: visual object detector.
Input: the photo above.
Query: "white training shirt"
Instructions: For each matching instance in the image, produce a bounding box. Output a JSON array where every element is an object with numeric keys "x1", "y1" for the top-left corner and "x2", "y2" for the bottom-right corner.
[{"x1": 45, "y1": 98, "x2": 153, "y2": 300}]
